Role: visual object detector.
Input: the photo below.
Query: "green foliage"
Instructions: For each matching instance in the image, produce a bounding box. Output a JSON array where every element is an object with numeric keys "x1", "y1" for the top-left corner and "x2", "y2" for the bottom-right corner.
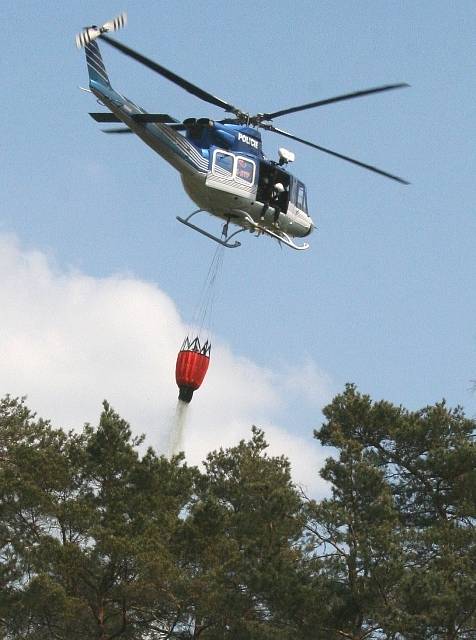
[
  {"x1": 180, "y1": 427, "x2": 304, "y2": 638},
  {"x1": 302, "y1": 385, "x2": 404, "y2": 639},
  {"x1": 1, "y1": 388, "x2": 475, "y2": 639},
  {"x1": 0, "y1": 397, "x2": 196, "y2": 639},
  {"x1": 307, "y1": 384, "x2": 476, "y2": 639}
]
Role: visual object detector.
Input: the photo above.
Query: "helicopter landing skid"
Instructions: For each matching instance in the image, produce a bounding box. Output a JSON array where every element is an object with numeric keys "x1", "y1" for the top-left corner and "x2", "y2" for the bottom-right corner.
[
  {"x1": 176, "y1": 210, "x2": 245, "y2": 248},
  {"x1": 255, "y1": 224, "x2": 310, "y2": 251},
  {"x1": 237, "y1": 212, "x2": 310, "y2": 251}
]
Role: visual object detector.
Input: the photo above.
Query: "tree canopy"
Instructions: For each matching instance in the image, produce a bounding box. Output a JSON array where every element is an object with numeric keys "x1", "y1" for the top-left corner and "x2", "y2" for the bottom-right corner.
[{"x1": 0, "y1": 387, "x2": 475, "y2": 639}]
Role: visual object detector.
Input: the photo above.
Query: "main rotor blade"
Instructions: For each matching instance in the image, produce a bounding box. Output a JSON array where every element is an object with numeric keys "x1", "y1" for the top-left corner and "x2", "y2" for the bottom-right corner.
[
  {"x1": 261, "y1": 83, "x2": 409, "y2": 120},
  {"x1": 265, "y1": 124, "x2": 409, "y2": 184},
  {"x1": 91, "y1": 112, "x2": 178, "y2": 123},
  {"x1": 100, "y1": 34, "x2": 241, "y2": 115}
]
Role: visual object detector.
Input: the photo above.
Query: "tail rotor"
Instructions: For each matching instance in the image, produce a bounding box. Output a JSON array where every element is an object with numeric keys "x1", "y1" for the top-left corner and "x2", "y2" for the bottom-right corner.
[{"x1": 75, "y1": 12, "x2": 127, "y2": 48}]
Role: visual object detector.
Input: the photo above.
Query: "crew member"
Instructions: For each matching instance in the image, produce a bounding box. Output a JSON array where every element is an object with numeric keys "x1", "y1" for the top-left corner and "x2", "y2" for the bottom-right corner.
[
  {"x1": 260, "y1": 178, "x2": 285, "y2": 225},
  {"x1": 270, "y1": 182, "x2": 285, "y2": 225}
]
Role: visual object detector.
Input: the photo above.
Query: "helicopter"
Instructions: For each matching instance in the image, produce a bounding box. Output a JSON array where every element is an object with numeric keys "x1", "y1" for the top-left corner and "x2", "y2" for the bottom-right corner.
[{"x1": 76, "y1": 14, "x2": 408, "y2": 251}]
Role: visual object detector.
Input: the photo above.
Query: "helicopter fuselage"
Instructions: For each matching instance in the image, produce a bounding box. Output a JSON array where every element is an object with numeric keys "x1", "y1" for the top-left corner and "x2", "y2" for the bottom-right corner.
[
  {"x1": 77, "y1": 17, "x2": 408, "y2": 250},
  {"x1": 88, "y1": 78, "x2": 314, "y2": 249}
]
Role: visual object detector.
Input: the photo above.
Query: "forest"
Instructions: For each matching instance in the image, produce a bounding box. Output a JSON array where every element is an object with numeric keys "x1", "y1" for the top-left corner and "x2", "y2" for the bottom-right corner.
[{"x1": 1, "y1": 384, "x2": 475, "y2": 639}]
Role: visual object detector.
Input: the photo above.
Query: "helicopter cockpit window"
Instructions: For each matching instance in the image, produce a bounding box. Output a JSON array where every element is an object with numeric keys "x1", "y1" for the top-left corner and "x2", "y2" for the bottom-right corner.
[
  {"x1": 296, "y1": 182, "x2": 308, "y2": 213},
  {"x1": 213, "y1": 150, "x2": 234, "y2": 176},
  {"x1": 235, "y1": 157, "x2": 255, "y2": 184}
]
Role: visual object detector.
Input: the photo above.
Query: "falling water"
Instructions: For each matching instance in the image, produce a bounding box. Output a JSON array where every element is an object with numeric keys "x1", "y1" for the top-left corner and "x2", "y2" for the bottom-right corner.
[{"x1": 169, "y1": 399, "x2": 189, "y2": 457}]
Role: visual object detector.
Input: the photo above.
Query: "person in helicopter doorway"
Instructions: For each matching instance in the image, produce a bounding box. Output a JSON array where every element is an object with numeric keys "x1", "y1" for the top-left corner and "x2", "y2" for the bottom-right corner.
[{"x1": 260, "y1": 181, "x2": 285, "y2": 226}]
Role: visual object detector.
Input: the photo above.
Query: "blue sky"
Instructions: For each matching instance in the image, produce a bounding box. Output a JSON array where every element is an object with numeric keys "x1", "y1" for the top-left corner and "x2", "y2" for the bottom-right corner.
[{"x1": 1, "y1": 2, "x2": 475, "y2": 488}]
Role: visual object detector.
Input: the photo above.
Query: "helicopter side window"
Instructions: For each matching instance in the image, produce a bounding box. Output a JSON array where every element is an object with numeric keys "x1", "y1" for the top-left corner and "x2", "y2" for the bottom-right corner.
[
  {"x1": 213, "y1": 150, "x2": 234, "y2": 176},
  {"x1": 235, "y1": 157, "x2": 255, "y2": 184},
  {"x1": 296, "y1": 182, "x2": 308, "y2": 213},
  {"x1": 289, "y1": 177, "x2": 297, "y2": 205}
]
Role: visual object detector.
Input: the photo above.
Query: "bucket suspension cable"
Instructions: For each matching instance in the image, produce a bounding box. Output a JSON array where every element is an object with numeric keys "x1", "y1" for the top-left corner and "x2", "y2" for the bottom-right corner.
[{"x1": 190, "y1": 242, "x2": 225, "y2": 337}]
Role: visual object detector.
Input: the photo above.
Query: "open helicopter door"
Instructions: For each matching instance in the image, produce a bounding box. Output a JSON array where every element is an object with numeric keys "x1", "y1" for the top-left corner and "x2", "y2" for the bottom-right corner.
[
  {"x1": 206, "y1": 149, "x2": 257, "y2": 200},
  {"x1": 256, "y1": 162, "x2": 291, "y2": 213}
]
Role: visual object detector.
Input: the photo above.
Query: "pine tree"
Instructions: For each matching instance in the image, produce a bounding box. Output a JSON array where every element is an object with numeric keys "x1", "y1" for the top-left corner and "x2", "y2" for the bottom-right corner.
[
  {"x1": 304, "y1": 385, "x2": 476, "y2": 639},
  {"x1": 302, "y1": 384, "x2": 404, "y2": 639},
  {"x1": 179, "y1": 427, "x2": 305, "y2": 639},
  {"x1": 0, "y1": 399, "x2": 197, "y2": 639},
  {"x1": 366, "y1": 400, "x2": 476, "y2": 639}
]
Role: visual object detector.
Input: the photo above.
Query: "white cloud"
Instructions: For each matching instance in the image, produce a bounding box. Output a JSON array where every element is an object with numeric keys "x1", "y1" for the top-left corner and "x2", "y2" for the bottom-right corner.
[
  {"x1": 280, "y1": 358, "x2": 333, "y2": 408},
  {"x1": 0, "y1": 234, "x2": 330, "y2": 497}
]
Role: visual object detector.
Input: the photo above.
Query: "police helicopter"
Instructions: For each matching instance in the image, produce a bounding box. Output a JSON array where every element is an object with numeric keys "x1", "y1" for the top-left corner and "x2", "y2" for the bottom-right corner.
[{"x1": 76, "y1": 14, "x2": 408, "y2": 251}]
